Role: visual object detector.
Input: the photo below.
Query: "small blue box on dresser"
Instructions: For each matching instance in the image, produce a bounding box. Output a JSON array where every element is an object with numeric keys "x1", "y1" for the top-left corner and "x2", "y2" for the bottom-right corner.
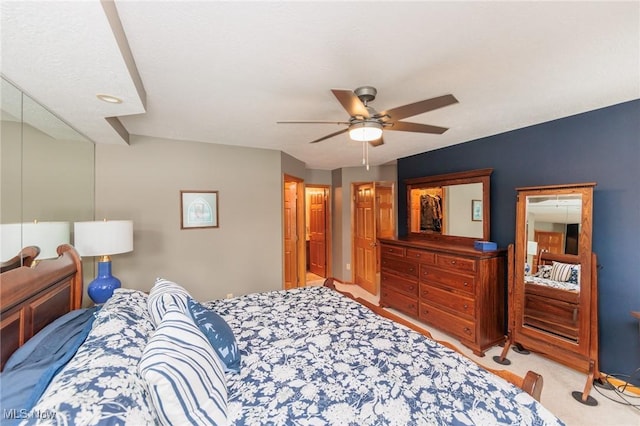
[{"x1": 474, "y1": 240, "x2": 497, "y2": 251}]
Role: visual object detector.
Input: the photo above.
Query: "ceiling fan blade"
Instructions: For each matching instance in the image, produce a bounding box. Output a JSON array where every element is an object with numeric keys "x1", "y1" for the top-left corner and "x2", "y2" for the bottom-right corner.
[
  {"x1": 369, "y1": 136, "x2": 384, "y2": 147},
  {"x1": 309, "y1": 128, "x2": 349, "y2": 144},
  {"x1": 331, "y1": 89, "x2": 370, "y2": 118},
  {"x1": 388, "y1": 121, "x2": 449, "y2": 134},
  {"x1": 380, "y1": 94, "x2": 458, "y2": 122},
  {"x1": 277, "y1": 120, "x2": 350, "y2": 125}
]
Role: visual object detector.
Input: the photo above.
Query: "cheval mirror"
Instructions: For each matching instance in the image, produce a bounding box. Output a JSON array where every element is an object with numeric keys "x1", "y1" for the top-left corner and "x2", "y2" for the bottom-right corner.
[{"x1": 494, "y1": 182, "x2": 602, "y2": 405}]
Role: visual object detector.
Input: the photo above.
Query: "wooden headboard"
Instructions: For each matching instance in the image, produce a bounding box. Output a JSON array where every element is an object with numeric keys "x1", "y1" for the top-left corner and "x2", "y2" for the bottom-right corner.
[
  {"x1": 0, "y1": 246, "x2": 41, "y2": 273},
  {"x1": 0, "y1": 244, "x2": 83, "y2": 370},
  {"x1": 538, "y1": 250, "x2": 580, "y2": 266}
]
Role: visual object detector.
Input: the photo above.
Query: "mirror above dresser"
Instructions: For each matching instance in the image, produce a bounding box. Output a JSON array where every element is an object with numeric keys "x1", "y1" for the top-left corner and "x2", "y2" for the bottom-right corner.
[{"x1": 405, "y1": 168, "x2": 492, "y2": 245}]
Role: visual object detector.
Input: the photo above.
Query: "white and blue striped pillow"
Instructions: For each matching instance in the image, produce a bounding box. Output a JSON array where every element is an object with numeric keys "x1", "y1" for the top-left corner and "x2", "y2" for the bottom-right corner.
[
  {"x1": 550, "y1": 261, "x2": 574, "y2": 282},
  {"x1": 139, "y1": 308, "x2": 228, "y2": 425},
  {"x1": 148, "y1": 278, "x2": 191, "y2": 325}
]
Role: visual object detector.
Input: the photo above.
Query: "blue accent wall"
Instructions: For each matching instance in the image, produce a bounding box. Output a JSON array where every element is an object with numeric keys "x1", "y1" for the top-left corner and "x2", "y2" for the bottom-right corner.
[{"x1": 397, "y1": 99, "x2": 640, "y2": 384}]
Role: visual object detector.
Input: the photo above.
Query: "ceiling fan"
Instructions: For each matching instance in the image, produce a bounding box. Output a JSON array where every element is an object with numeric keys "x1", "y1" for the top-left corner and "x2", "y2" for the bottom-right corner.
[{"x1": 278, "y1": 86, "x2": 458, "y2": 146}]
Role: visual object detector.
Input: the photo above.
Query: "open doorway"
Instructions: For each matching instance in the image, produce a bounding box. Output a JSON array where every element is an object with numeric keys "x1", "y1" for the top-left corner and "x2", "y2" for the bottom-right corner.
[{"x1": 305, "y1": 185, "x2": 331, "y2": 285}]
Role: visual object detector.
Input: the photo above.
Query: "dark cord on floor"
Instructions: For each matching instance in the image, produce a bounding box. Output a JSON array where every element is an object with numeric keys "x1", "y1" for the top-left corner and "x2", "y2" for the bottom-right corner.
[{"x1": 592, "y1": 368, "x2": 640, "y2": 411}]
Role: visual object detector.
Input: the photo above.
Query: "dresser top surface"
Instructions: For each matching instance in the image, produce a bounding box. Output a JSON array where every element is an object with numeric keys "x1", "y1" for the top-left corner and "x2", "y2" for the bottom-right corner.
[{"x1": 379, "y1": 237, "x2": 505, "y2": 258}]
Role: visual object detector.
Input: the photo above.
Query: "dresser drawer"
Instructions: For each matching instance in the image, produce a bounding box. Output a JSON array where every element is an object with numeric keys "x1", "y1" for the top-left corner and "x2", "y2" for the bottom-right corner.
[
  {"x1": 381, "y1": 257, "x2": 419, "y2": 278},
  {"x1": 406, "y1": 248, "x2": 435, "y2": 264},
  {"x1": 436, "y1": 254, "x2": 476, "y2": 273},
  {"x1": 381, "y1": 244, "x2": 406, "y2": 258},
  {"x1": 420, "y1": 283, "x2": 475, "y2": 319},
  {"x1": 381, "y1": 288, "x2": 418, "y2": 317},
  {"x1": 381, "y1": 272, "x2": 418, "y2": 296},
  {"x1": 420, "y1": 302, "x2": 476, "y2": 342},
  {"x1": 421, "y1": 267, "x2": 475, "y2": 295}
]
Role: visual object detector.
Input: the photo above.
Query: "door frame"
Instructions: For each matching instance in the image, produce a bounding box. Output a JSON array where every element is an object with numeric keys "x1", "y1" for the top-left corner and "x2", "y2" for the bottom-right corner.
[
  {"x1": 305, "y1": 184, "x2": 332, "y2": 280},
  {"x1": 283, "y1": 174, "x2": 305, "y2": 289}
]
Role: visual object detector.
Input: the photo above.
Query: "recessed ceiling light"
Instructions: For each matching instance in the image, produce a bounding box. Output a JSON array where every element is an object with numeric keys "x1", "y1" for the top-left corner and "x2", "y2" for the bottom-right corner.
[{"x1": 96, "y1": 94, "x2": 123, "y2": 104}]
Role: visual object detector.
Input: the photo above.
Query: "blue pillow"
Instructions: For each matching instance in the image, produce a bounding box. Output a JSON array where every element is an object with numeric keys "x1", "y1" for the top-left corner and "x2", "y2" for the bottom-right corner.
[{"x1": 187, "y1": 297, "x2": 240, "y2": 373}]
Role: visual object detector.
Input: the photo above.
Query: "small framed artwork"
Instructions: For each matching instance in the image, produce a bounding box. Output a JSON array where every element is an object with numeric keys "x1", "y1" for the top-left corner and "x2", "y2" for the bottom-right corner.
[
  {"x1": 180, "y1": 190, "x2": 219, "y2": 229},
  {"x1": 472, "y1": 199, "x2": 483, "y2": 222}
]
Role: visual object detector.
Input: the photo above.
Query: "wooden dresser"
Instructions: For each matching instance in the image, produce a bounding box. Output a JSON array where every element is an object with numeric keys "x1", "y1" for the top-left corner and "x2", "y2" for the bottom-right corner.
[{"x1": 379, "y1": 237, "x2": 505, "y2": 356}]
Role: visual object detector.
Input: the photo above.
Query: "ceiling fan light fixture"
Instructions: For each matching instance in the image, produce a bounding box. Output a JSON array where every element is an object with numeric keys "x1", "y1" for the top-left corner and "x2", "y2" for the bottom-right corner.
[{"x1": 349, "y1": 121, "x2": 383, "y2": 142}]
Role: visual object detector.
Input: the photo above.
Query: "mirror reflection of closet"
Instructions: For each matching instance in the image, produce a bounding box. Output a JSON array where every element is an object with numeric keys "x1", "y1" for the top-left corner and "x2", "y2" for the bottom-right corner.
[
  {"x1": 495, "y1": 182, "x2": 603, "y2": 406},
  {"x1": 406, "y1": 168, "x2": 491, "y2": 243}
]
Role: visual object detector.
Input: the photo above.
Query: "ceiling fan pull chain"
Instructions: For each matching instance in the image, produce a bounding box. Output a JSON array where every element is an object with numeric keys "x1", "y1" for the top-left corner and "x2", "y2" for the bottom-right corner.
[
  {"x1": 362, "y1": 141, "x2": 366, "y2": 165},
  {"x1": 366, "y1": 141, "x2": 370, "y2": 171}
]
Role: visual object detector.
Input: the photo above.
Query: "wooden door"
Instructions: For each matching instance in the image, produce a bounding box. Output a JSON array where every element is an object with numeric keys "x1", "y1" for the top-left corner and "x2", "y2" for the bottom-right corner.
[
  {"x1": 376, "y1": 184, "x2": 395, "y2": 239},
  {"x1": 283, "y1": 180, "x2": 298, "y2": 290},
  {"x1": 309, "y1": 189, "x2": 326, "y2": 277},
  {"x1": 354, "y1": 183, "x2": 377, "y2": 294},
  {"x1": 533, "y1": 230, "x2": 564, "y2": 271}
]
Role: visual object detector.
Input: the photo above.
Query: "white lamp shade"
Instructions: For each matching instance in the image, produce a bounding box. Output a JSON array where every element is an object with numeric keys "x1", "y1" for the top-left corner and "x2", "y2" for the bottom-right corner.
[
  {"x1": 74, "y1": 220, "x2": 133, "y2": 257},
  {"x1": 349, "y1": 121, "x2": 383, "y2": 142},
  {"x1": 0, "y1": 223, "x2": 23, "y2": 262},
  {"x1": 527, "y1": 241, "x2": 539, "y2": 256},
  {"x1": 23, "y1": 221, "x2": 70, "y2": 259},
  {"x1": 0, "y1": 221, "x2": 70, "y2": 261}
]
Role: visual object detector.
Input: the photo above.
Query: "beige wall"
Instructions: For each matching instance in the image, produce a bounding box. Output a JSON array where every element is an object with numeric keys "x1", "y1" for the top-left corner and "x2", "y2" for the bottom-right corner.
[
  {"x1": 95, "y1": 135, "x2": 398, "y2": 299},
  {"x1": 95, "y1": 135, "x2": 283, "y2": 301}
]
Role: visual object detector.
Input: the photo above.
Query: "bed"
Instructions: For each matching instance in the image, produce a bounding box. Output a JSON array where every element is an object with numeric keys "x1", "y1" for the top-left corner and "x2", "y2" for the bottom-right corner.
[
  {"x1": 523, "y1": 251, "x2": 581, "y2": 341},
  {"x1": 0, "y1": 245, "x2": 564, "y2": 425}
]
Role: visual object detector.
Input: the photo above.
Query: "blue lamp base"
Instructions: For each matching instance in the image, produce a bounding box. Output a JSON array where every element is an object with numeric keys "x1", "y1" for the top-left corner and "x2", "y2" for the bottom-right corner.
[{"x1": 88, "y1": 260, "x2": 121, "y2": 304}]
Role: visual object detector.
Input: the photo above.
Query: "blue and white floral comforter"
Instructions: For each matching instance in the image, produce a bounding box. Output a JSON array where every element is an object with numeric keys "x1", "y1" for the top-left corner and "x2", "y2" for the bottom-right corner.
[
  {"x1": 207, "y1": 286, "x2": 563, "y2": 426},
  {"x1": 22, "y1": 286, "x2": 563, "y2": 425}
]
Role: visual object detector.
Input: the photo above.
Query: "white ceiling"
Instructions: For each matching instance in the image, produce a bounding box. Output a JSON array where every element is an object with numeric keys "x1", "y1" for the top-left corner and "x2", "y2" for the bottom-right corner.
[{"x1": 1, "y1": 1, "x2": 638, "y2": 170}]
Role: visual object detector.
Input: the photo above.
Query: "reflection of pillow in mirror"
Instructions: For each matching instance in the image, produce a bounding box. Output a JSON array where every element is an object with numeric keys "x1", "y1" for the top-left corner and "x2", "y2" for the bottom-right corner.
[
  {"x1": 568, "y1": 265, "x2": 581, "y2": 284},
  {"x1": 535, "y1": 265, "x2": 552, "y2": 279},
  {"x1": 550, "y1": 261, "x2": 573, "y2": 282}
]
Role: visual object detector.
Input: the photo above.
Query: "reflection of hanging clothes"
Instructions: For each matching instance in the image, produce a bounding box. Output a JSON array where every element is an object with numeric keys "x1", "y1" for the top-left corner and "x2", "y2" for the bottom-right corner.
[{"x1": 420, "y1": 194, "x2": 442, "y2": 232}]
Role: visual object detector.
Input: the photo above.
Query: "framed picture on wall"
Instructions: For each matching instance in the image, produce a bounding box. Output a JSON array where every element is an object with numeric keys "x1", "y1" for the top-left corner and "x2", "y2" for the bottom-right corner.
[
  {"x1": 180, "y1": 190, "x2": 219, "y2": 229},
  {"x1": 472, "y1": 199, "x2": 482, "y2": 222}
]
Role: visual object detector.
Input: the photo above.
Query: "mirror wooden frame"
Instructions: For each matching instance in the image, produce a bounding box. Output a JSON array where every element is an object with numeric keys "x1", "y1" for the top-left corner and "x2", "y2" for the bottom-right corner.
[
  {"x1": 404, "y1": 168, "x2": 492, "y2": 246},
  {"x1": 495, "y1": 182, "x2": 602, "y2": 406}
]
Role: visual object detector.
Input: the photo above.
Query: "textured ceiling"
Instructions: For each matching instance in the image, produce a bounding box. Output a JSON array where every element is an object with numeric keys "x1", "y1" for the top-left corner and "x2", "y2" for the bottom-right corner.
[{"x1": 1, "y1": 1, "x2": 638, "y2": 170}]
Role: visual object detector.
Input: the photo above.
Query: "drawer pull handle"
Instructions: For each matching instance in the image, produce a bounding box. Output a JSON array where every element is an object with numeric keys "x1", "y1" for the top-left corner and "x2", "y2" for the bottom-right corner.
[
  {"x1": 463, "y1": 304, "x2": 468, "y2": 309},
  {"x1": 408, "y1": 268, "x2": 414, "y2": 272},
  {"x1": 463, "y1": 282, "x2": 469, "y2": 287},
  {"x1": 450, "y1": 260, "x2": 457, "y2": 265},
  {"x1": 463, "y1": 327, "x2": 472, "y2": 335}
]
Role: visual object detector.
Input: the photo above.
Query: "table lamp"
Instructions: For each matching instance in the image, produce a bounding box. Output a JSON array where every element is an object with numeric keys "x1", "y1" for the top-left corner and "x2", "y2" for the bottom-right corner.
[{"x1": 74, "y1": 219, "x2": 133, "y2": 304}]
